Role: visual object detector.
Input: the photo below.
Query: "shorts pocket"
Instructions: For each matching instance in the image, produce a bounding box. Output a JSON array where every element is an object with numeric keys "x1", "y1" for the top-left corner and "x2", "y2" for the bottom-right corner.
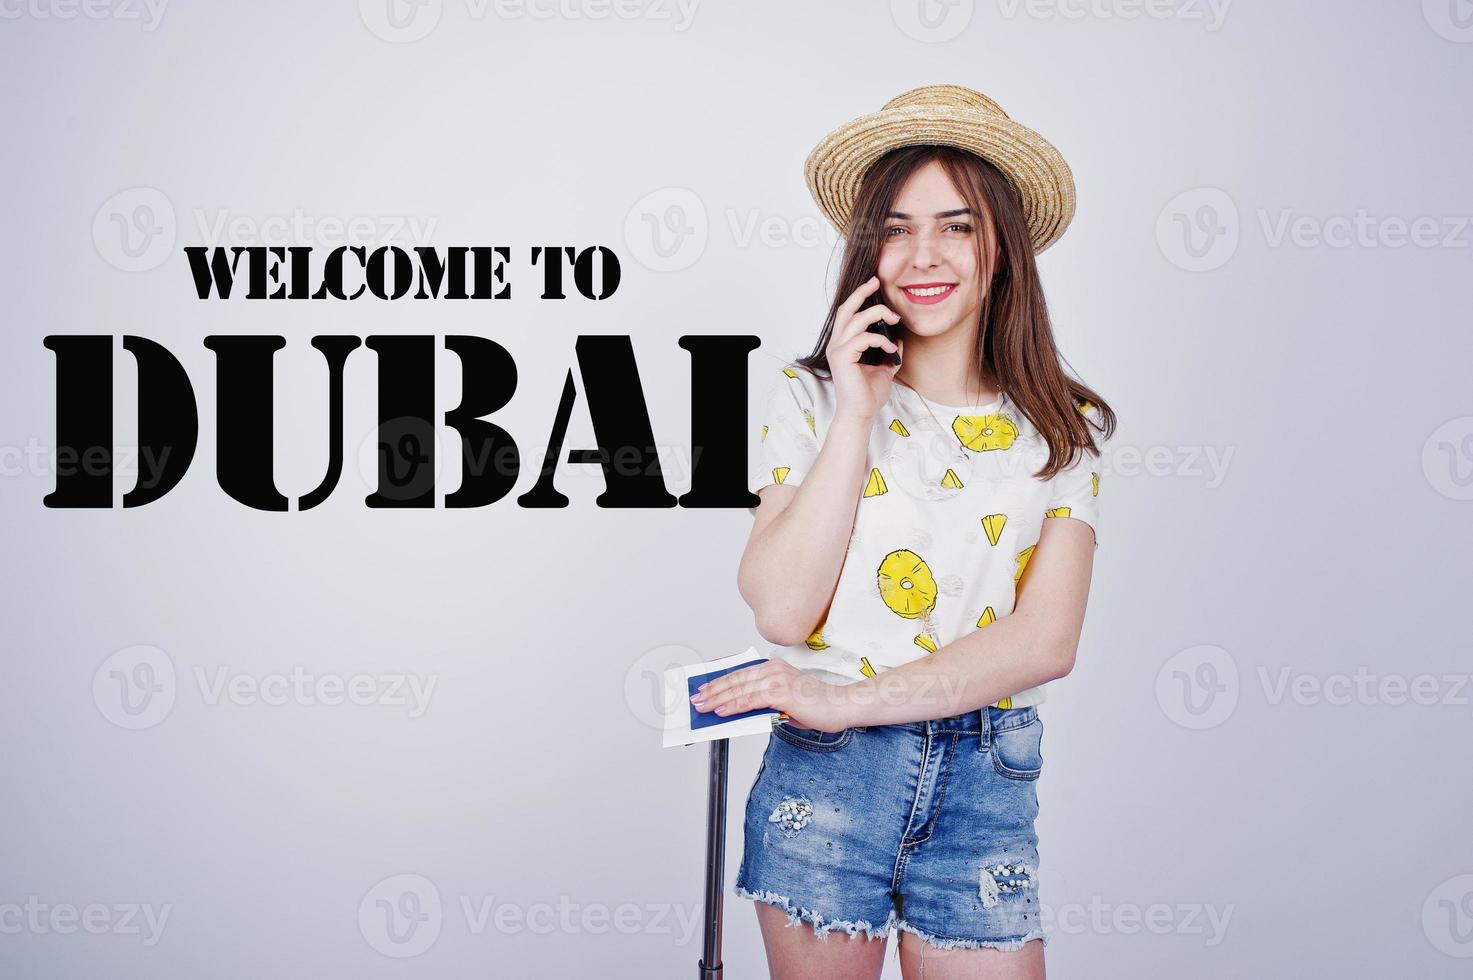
[
  {"x1": 990, "y1": 713, "x2": 1044, "y2": 780},
  {"x1": 773, "y1": 722, "x2": 856, "y2": 753}
]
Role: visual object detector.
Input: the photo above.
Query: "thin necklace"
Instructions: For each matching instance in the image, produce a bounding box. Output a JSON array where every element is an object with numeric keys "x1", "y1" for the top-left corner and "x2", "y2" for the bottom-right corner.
[{"x1": 894, "y1": 373, "x2": 997, "y2": 435}]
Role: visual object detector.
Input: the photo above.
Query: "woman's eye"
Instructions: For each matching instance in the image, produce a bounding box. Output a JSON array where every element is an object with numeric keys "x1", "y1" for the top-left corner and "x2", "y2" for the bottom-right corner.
[
  {"x1": 884, "y1": 226, "x2": 907, "y2": 237},
  {"x1": 947, "y1": 223, "x2": 973, "y2": 233}
]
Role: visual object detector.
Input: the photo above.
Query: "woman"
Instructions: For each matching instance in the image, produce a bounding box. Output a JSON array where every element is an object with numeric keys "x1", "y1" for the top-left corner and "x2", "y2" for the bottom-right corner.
[{"x1": 692, "y1": 85, "x2": 1114, "y2": 978}]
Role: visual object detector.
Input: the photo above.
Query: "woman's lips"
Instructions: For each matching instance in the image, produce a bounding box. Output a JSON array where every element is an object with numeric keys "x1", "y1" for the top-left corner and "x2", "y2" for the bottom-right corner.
[{"x1": 899, "y1": 282, "x2": 956, "y2": 306}]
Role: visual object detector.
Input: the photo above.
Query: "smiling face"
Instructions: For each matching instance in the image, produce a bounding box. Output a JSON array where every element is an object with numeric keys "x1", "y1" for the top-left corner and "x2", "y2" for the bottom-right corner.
[{"x1": 876, "y1": 159, "x2": 999, "y2": 342}]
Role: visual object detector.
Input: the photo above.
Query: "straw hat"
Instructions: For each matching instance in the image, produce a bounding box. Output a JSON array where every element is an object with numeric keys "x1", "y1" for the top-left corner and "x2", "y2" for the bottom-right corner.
[{"x1": 803, "y1": 84, "x2": 1077, "y2": 253}]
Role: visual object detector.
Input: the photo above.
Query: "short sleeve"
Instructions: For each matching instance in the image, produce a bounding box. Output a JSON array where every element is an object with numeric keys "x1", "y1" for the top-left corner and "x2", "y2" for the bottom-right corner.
[
  {"x1": 1044, "y1": 445, "x2": 1102, "y2": 547},
  {"x1": 748, "y1": 366, "x2": 821, "y2": 494}
]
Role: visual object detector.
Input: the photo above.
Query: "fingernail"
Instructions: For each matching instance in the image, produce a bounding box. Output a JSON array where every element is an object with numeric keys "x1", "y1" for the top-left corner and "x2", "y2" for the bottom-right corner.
[{"x1": 690, "y1": 693, "x2": 702, "y2": 702}]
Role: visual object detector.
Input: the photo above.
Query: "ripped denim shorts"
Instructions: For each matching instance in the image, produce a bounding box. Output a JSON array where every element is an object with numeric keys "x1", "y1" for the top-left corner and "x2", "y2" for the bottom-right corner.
[{"x1": 733, "y1": 705, "x2": 1048, "y2": 952}]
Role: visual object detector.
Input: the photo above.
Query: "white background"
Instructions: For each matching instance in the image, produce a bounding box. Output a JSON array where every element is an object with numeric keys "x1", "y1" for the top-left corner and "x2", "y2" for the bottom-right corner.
[{"x1": 2, "y1": 1, "x2": 1472, "y2": 976}]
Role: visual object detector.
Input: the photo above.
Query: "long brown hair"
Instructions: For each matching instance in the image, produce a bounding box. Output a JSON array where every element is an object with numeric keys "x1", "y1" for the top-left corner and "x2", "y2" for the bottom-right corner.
[{"x1": 795, "y1": 144, "x2": 1115, "y2": 480}]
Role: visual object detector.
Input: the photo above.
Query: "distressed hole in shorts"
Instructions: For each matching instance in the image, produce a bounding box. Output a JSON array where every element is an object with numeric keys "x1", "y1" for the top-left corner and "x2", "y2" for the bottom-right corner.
[
  {"x1": 979, "y1": 861, "x2": 1037, "y2": 909},
  {"x1": 769, "y1": 796, "x2": 814, "y2": 835}
]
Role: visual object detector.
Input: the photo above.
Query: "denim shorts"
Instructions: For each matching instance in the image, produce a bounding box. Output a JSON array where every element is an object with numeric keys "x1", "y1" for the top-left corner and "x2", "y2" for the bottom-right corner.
[{"x1": 733, "y1": 705, "x2": 1048, "y2": 952}]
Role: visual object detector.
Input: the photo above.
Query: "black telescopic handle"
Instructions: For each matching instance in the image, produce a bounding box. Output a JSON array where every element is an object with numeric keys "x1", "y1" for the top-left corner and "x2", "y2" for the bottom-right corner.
[{"x1": 697, "y1": 737, "x2": 729, "y2": 979}]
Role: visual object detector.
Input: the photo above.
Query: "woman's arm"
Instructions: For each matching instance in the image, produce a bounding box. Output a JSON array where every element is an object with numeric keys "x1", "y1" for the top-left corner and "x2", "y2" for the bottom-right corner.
[
  {"x1": 737, "y1": 410, "x2": 875, "y2": 648},
  {"x1": 837, "y1": 516, "x2": 1096, "y2": 725},
  {"x1": 699, "y1": 515, "x2": 1097, "y2": 729}
]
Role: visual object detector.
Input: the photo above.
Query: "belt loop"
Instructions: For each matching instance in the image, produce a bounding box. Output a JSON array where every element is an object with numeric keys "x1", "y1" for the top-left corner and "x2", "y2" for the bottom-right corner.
[{"x1": 977, "y1": 706, "x2": 991, "y2": 753}]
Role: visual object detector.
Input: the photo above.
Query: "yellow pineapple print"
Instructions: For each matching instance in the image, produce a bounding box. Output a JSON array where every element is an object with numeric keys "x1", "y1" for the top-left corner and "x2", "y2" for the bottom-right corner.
[
  {"x1": 981, "y1": 514, "x2": 1007, "y2": 546},
  {"x1": 953, "y1": 413, "x2": 1018, "y2": 452},
  {"x1": 877, "y1": 549, "x2": 937, "y2": 619},
  {"x1": 805, "y1": 624, "x2": 829, "y2": 650},
  {"x1": 1014, "y1": 545, "x2": 1036, "y2": 586},
  {"x1": 877, "y1": 549, "x2": 941, "y2": 654},
  {"x1": 863, "y1": 468, "x2": 888, "y2": 498}
]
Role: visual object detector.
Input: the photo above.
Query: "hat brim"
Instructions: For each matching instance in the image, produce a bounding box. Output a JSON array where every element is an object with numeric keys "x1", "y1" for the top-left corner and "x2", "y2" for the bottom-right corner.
[{"x1": 804, "y1": 104, "x2": 1076, "y2": 253}]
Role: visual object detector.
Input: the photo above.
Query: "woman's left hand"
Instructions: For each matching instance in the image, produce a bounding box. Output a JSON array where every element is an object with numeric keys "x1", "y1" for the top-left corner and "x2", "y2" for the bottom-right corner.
[{"x1": 690, "y1": 659, "x2": 855, "y2": 732}]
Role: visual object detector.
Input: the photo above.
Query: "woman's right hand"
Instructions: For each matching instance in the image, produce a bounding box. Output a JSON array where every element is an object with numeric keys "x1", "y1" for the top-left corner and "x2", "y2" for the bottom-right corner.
[{"x1": 826, "y1": 275, "x2": 903, "y2": 425}]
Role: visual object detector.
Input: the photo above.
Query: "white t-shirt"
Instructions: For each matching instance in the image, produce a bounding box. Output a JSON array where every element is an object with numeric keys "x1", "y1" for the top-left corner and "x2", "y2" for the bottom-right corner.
[{"x1": 747, "y1": 361, "x2": 1103, "y2": 708}]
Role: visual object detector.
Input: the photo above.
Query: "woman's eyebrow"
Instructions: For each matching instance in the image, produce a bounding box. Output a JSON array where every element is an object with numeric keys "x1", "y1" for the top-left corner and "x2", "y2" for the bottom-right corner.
[{"x1": 884, "y1": 208, "x2": 973, "y2": 219}]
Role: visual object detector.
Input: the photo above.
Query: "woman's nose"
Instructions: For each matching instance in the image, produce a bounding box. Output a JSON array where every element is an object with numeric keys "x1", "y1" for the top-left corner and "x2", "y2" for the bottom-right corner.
[{"x1": 910, "y1": 231, "x2": 942, "y2": 268}]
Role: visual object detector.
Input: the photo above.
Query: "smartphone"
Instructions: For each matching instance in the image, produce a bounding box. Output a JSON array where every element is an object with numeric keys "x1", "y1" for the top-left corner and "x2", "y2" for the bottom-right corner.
[{"x1": 857, "y1": 294, "x2": 902, "y2": 367}]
